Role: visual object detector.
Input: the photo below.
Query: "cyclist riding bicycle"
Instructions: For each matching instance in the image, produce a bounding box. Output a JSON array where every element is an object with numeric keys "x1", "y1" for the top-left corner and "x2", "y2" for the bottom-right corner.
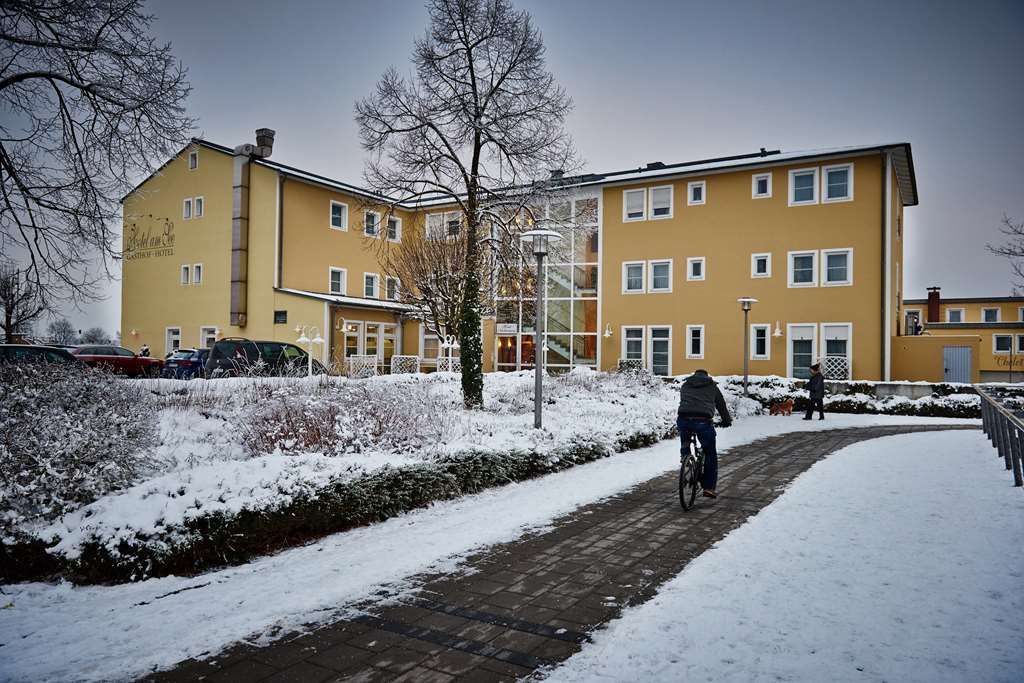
[{"x1": 677, "y1": 369, "x2": 732, "y2": 498}]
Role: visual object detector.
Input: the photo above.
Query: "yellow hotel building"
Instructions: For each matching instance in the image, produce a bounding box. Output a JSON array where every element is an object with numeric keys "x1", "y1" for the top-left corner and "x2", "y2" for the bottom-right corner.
[{"x1": 122, "y1": 130, "x2": 922, "y2": 382}]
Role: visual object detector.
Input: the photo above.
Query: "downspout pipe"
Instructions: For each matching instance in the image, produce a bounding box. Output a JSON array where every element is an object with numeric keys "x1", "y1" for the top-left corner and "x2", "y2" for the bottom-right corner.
[
  {"x1": 230, "y1": 150, "x2": 251, "y2": 328},
  {"x1": 880, "y1": 151, "x2": 887, "y2": 380}
]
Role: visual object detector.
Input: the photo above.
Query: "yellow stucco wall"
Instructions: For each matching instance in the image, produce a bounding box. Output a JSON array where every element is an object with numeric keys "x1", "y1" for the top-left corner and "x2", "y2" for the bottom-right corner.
[{"x1": 598, "y1": 154, "x2": 889, "y2": 379}]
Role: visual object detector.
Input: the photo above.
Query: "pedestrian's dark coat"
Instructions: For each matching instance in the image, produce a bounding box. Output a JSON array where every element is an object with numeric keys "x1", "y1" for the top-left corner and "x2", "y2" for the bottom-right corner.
[{"x1": 807, "y1": 373, "x2": 826, "y2": 400}]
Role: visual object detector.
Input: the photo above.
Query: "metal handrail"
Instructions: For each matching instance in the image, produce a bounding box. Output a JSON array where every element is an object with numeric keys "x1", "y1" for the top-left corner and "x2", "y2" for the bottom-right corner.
[{"x1": 976, "y1": 386, "x2": 1024, "y2": 488}]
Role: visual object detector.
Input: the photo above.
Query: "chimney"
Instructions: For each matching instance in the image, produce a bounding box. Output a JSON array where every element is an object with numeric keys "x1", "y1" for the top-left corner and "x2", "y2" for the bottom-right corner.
[
  {"x1": 255, "y1": 128, "x2": 275, "y2": 158},
  {"x1": 645, "y1": 161, "x2": 666, "y2": 170},
  {"x1": 927, "y1": 286, "x2": 941, "y2": 323}
]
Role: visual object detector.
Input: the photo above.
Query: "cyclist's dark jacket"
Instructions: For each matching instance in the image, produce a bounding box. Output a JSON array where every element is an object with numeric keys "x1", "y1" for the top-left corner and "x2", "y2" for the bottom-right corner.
[{"x1": 677, "y1": 373, "x2": 732, "y2": 426}]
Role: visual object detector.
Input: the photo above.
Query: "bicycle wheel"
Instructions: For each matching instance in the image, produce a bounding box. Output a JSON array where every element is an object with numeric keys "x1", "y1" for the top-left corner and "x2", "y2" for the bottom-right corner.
[{"x1": 679, "y1": 454, "x2": 699, "y2": 510}]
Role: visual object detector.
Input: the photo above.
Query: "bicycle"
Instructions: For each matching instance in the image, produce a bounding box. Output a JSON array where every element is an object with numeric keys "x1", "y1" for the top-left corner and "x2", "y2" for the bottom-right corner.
[{"x1": 679, "y1": 433, "x2": 703, "y2": 511}]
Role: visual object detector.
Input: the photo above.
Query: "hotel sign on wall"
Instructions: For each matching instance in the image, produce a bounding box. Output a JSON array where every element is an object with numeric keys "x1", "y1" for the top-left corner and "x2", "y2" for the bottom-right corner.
[{"x1": 123, "y1": 217, "x2": 175, "y2": 261}]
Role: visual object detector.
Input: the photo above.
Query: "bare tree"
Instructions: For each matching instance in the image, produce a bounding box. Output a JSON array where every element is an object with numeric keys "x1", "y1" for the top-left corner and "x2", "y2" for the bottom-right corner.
[
  {"x1": 0, "y1": 0, "x2": 193, "y2": 308},
  {"x1": 0, "y1": 260, "x2": 46, "y2": 342},
  {"x1": 987, "y1": 215, "x2": 1024, "y2": 294},
  {"x1": 79, "y1": 326, "x2": 110, "y2": 344},
  {"x1": 356, "y1": 0, "x2": 576, "y2": 407},
  {"x1": 47, "y1": 317, "x2": 77, "y2": 344}
]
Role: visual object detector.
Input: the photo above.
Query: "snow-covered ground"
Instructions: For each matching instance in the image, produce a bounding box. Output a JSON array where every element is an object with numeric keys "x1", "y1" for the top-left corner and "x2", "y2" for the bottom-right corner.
[
  {"x1": 0, "y1": 414, "x2": 977, "y2": 682},
  {"x1": 546, "y1": 429, "x2": 1023, "y2": 683}
]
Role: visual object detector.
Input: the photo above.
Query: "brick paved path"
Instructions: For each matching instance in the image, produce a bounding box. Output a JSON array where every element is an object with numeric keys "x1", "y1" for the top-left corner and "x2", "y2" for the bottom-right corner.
[{"x1": 145, "y1": 424, "x2": 976, "y2": 683}]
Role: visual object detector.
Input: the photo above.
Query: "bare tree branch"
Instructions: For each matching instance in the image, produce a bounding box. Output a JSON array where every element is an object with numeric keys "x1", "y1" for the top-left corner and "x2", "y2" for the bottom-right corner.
[{"x1": 986, "y1": 214, "x2": 1024, "y2": 295}]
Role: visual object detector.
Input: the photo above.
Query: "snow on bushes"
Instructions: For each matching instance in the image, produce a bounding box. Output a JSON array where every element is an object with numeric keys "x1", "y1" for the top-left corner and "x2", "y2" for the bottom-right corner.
[{"x1": 0, "y1": 363, "x2": 159, "y2": 532}]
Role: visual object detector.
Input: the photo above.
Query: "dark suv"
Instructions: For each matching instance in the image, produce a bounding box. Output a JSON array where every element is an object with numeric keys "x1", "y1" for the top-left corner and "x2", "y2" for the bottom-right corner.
[{"x1": 205, "y1": 337, "x2": 328, "y2": 377}]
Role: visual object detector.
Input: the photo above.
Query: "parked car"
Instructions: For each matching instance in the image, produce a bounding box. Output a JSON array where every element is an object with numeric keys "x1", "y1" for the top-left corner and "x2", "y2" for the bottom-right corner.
[
  {"x1": 161, "y1": 348, "x2": 210, "y2": 379},
  {"x1": 0, "y1": 344, "x2": 78, "y2": 364},
  {"x1": 70, "y1": 345, "x2": 163, "y2": 377},
  {"x1": 205, "y1": 337, "x2": 328, "y2": 377}
]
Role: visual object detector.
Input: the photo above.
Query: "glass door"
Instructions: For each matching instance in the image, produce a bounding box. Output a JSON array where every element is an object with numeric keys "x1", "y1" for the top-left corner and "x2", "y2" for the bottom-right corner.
[
  {"x1": 381, "y1": 324, "x2": 397, "y2": 372},
  {"x1": 497, "y1": 335, "x2": 518, "y2": 371},
  {"x1": 788, "y1": 325, "x2": 816, "y2": 379},
  {"x1": 344, "y1": 322, "x2": 362, "y2": 358}
]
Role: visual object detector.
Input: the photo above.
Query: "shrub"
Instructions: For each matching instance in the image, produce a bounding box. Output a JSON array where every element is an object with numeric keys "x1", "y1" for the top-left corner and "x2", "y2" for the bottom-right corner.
[{"x1": 0, "y1": 363, "x2": 159, "y2": 531}]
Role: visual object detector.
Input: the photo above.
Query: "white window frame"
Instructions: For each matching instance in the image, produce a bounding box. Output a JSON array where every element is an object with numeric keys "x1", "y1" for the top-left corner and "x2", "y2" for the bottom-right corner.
[
  {"x1": 687, "y1": 180, "x2": 706, "y2": 206},
  {"x1": 199, "y1": 326, "x2": 218, "y2": 349},
  {"x1": 820, "y1": 322, "x2": 854, "y2": 373},
  {"x1": 788, "y1": 167, "x2": 819, "y2": 206},
  {"x1": 165, "y1": 327, "x2": 182, "y2": 356},
  {"x1": 685, "y1": 324, "x2": 705, "y2": 360},
  {"x1": 385, "y1": 276, "x2": 400, "y2": 301},
  {"x1": 621, "y1": 326, "x2": 645, "y2": 363},
  {"x1": 386, "y1": 215, "x2": 402, "y2": 242},
  {"x1": 993, "y1": 334, "x2": 1013, "y2": 354},
  {"x1": 982, "y1": 307, "x2": 1001, "y2": 323},
  {"x1": 648, "y1": 186, "x2": 673, "y2": 219},
  {"x1": 786, "y1": 323, "x2": 818, "y2": 379},
  {"x1": 647, "y1": 325, "x2": 673, "y2": 376},
  {"x1": 363, "y1": 272, "x2": 380, "y2": 299},
  {"x1": 328, "y1": 267, "x2": 347, "y2": 295},
  {"x1": 188, "y1": 150, "x2": 198, "y2": 170},
  {"x1": 1017, "y1": 334, "x2": 1024, "y2": 354},
  {"x1": 946, "y1": 308, "x2": 965, "y2": 323},
  {"x1": 787, "y1": 250, "x2": 818, "y2": 288},
  {"x1": 180, "y1": 264, "x2": 190, "y2": 285},
  {"x1": 647, "y1": 259, "x2": 673, "y2": 293},
  {"x1": 1018, "y1": 307, "x2": 1024, "y2": 322},
  {"x1": 751, "y1": 323, "x2": 771, "y2": 360},
  {"x1": 622, "y1": 261, "x2": 646, "y2": 294},
  {"x1": 821, "y1": 248, "x2": 853, "y2": 287},
  {"x1": 623, "y1": 189, "x2": 646, "y2": 222},
  {"x1": 192, "y1": 262, "x2": 203, "y2": 285},
  {"x1": 363, "y1": 210, "x2": 381, "y2": 238},
  {"x1": 194, "y1": 196, "x2": 204, "y2": 218},
  {"x1": 751, "y1": 252, "x2": 772, "y2": 278},
  {"x1": 686, "y1": 256, "x2": 706, "y2": 282},
  {"x1": 751, "y1": 172, "x2": 772, "y2": 199},
  {"x1": 822, "y1": 163, "x2": 854, "y2": 203},
  {"x1": 329, "y1": 200, "x2": 349, "y2": 231},
  {"x1": 182, "y1": 198, "x2": 192, "y2": 220}
]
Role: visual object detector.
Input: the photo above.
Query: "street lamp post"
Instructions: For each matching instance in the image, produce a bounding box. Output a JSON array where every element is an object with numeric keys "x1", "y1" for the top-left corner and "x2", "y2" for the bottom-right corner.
[
  {"x1": 737, "y1": 298, "x2": 758, "y2": 397},
  {"x1": 295, "y1": 325, "x2": 325, "y2": 377},
  {"x1": 521, "y1": 229, "x2": 562, "y2": 429}
]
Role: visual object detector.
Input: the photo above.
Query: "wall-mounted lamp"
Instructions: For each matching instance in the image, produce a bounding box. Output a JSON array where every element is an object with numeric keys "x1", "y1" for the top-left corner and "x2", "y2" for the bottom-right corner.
[
  {"x1": 603, "y1": 323, "x2": 613, "y2": 338},
  {"x1": 130, "y1": 329, "x2": 138, "y2": 337},
  {"x1": 773, "y1": 321, "x2": 783, "y2": 338}
]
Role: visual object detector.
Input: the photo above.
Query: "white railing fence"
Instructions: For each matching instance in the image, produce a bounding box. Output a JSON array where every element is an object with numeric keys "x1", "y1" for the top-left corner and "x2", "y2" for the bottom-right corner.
[
  {"x1": 346, "y1": 355, "x2": 379, "y2": 379},
  {"x1": 390, "y1": 355, "x2": 420, "y2": 374}
]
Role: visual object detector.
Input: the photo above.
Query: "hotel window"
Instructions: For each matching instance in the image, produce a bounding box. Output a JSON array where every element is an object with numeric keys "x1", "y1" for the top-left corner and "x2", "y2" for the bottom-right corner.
[
  {"x1": 1019, "y1": 307, "x2": 1024, "y2": 322},
  {"x1": 623, "y1": 327, "x2": 644, "y2": 362},
  {"x1": 686, "y1": 325, "x2": 704, "y2": 359},
  {"x1": 188, "y1": 150, "x2": 198, "y2": 170},
  {"x1": 983, "y1": 307, "x2": 1000, "y2": 323},
  {"x1": 946, "y1": 308, "x2": 964, "y2": 323},
  {"x1": 822, "y1": 248, "x2": 852, "y2": 286},
  {"x1": 182, "y1": 198, "x2": 192, "y2": 219},
  {"x1": 752, "y1": 172, "x2": 772, "y2": 198},
  {"x1": 788, "y1": 251, "x2": 818, "y2": 287},
  {"x1": 387, "y1": 216, "x2": 401, "y2": 241},
  {"x1": 623, "y1": 189, "x2": 646, "y2": 221},
  {"x1": 994, "y1": 335, "x2": 1012, "y2": 354},
  {"x1": 274, "y1": 310, "x2": 288, "y2": 324},
  {"x1": 330, "y1": 201, "x2": 348, "y2": 231},
  {"x1": 751, "y1": 324, "x2": 770, "y2": 360},
  {"x1": 179, "y1": 265, "x2": 190, "y2": 285},
  {"x1": 623, "y1": 262, "x2": 645, "y2": 293},
  {"x1": 194, "y1": 196, "x2": 204, "y2": 218},
  {"x1": 823, "y1": 163, "x2": 853, "y2": 202},
  {"x1": 329, "y1": 267, "x2": 346, "y2": 295},
  {"x1": 648, "y1": 260, "x2": 672, "y2": 292},
  {"x1": 386, "y1": 276, "x2": 400, "y2": 301},
  {"x1": 687, "y1": 181, "x2": 706, "y2": 206},
  {"x1": 1017, "y1": 334, "x2": 1024, "y2": 353},
  {"x1": 789, "y1": 324, "x2": 816, "y2": 379},
  {"x1": 165, "y1": 327, "x2": 181, "y2": 355},
  {"x1": 447, "y1": 216, "x2": 461, "y2": 237},
  {"x1": 364, "y1": 211, "x2": 380, "y2": 237},
  {"x1": 649, "y1": 327, "x2": 671, "y2": 376},
  {"x1": 192, "y1": 263, "x2": 203, "y2": 285},
  {"x1": 687, "y1": 257, "x2": 705, "y2": 281},
  {"x1": 649, "y1": 186, "x2": 673, "y2": 218},
  {"x1": 752, "y1": 253, "x2": 771, "y2": 278},
  {"x1": 364, "y1": 273, "x2": 380, "y2": 298},
  {"x1": 789, "y1": 168, "x2": 818, "y2": 205},
  {"x1": 200, "y1": 326, "x2": 217, "y2": 348},
  {"x1": 421, "y1": 327, "x2": 441, "y2": 364}
]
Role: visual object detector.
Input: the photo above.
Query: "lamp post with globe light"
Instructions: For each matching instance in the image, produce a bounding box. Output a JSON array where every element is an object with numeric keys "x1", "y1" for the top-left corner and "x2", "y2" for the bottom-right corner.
[
  {"x1": 737, "y1": 297, "x2": 758, "y2": 397},
  {"x1": 521, "y1": 229, "x2": 562, "y2": 429},
  {"x1": 295, "y1": 325, "x2": 324, "y2": 377}
]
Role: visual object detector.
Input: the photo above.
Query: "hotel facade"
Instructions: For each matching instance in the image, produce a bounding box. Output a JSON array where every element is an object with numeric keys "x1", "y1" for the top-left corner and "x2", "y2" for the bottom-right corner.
[{"x1": 122, "y1": 131, "x2": 926, "y2": 382}]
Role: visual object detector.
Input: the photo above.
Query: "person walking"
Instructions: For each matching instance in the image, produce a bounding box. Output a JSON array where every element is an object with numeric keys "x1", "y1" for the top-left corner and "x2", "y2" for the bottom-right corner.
[
  {"x1": 803, "y1": 363, "x2": 825, "y2": 420},
  {"x1": 677, "y1": 369, "x2": 732, "y2": 499}
]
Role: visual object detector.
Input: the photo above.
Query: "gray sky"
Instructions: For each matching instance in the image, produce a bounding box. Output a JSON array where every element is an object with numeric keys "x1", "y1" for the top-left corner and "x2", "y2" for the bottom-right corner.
[{"x1": 61, "y1": 0, "x2": 1024, "y2": 335}]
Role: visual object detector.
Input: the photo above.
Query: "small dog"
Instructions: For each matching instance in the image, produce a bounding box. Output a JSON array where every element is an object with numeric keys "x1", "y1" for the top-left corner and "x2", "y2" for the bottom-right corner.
[{"x1": 769, "y1": 398, "x2": 794, "y2": 416}]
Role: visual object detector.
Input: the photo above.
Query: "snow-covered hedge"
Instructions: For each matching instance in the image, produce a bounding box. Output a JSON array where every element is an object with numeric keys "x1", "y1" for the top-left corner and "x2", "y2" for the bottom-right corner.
[
  {"x1": 0, "y1": 363, "x2": 160, "y2": 532},
  {"x1": 712, "y1": 376, "x2": 982, "y2": 419},
  {"x1": 4, "y1": 369, "x2": 688, "y2": 584}
]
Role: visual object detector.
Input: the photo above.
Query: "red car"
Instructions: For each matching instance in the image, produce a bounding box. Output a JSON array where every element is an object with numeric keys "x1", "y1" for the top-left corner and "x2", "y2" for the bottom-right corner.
[{"x1": 71, "y1": 345, "x2": 163, "y2": 377}]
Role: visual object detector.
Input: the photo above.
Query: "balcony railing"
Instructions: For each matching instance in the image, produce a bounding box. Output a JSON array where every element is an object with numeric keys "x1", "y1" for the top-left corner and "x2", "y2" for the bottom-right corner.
[{"x1": 977, "y1": 386, "x2": 1024, "y2": 488}]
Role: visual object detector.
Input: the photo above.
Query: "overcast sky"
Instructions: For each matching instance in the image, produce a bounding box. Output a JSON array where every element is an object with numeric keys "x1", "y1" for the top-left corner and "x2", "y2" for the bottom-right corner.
[{"x1": 61, "y1": 0, "x2": 1024, "y2": 335}]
